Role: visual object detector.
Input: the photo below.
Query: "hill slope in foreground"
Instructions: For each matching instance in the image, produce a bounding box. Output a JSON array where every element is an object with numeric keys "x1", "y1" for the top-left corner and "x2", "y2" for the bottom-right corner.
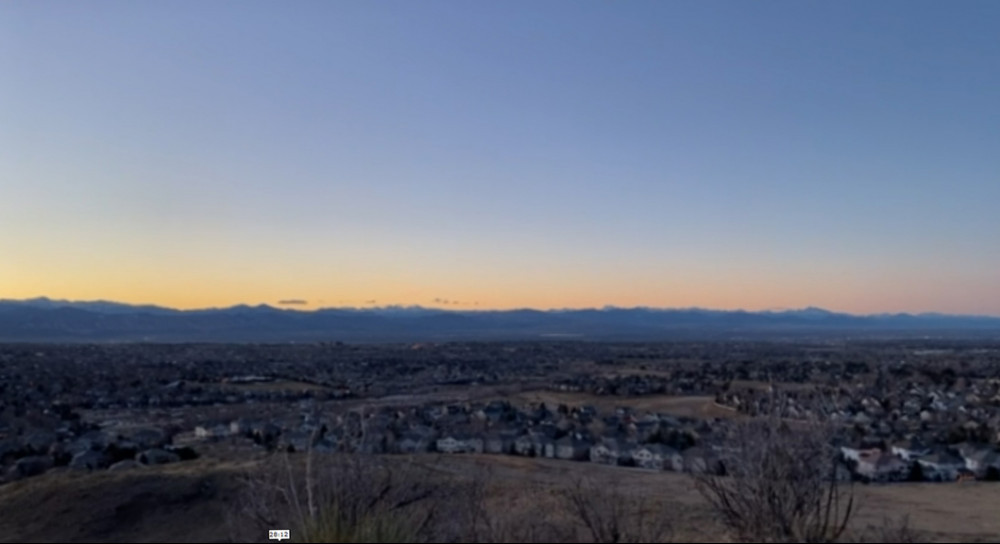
[{"x1": 2, "y1": 448, "x2": 1000, "y2": 543}]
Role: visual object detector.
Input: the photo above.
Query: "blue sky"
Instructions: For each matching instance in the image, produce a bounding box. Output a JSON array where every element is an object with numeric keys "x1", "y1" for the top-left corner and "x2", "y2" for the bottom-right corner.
[{"x1": 2, "y1": 1, "x2": 999, "y2": 314}]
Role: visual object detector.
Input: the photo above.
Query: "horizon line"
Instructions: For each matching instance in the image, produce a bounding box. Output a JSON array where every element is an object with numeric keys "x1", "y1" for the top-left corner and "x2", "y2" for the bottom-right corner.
[{"x1": 4, "y1": 296, "x2": 1000, "y2": 320}]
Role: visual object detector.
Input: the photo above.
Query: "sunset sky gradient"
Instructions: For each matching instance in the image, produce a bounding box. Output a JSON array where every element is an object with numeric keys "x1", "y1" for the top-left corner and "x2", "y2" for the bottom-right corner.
[{"x1": 3, "y1": 1, "x2": 999, "y2": 315}]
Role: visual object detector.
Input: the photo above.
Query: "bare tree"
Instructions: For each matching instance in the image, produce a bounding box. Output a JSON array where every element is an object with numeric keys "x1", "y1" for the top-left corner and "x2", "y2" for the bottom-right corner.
[{"x1": 690, "y1": 408, "x2": 853, "y2": 543}]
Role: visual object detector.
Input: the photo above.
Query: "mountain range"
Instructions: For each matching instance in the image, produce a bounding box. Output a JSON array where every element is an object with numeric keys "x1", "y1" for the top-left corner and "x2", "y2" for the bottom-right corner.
[{"x1": 1, "y1": 297, "x2": 999, "y2": 343}]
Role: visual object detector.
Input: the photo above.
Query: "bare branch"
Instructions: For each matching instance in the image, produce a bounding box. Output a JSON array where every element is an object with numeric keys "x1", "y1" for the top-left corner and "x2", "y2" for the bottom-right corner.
[{"x1": 690, "y1": 399, "x2": 853, "y2": 543}]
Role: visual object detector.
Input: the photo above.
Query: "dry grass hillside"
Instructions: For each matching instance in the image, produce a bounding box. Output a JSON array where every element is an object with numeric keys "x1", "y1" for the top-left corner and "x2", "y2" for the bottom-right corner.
[{"x1": 3, "y1": 449, "x2": 1000, "y2": 543}]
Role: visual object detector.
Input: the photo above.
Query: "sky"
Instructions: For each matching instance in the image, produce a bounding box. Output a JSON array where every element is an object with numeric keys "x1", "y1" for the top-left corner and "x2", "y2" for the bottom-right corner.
[{"x1": 2, "y1": 1, "x2": 999, "y2": 315}]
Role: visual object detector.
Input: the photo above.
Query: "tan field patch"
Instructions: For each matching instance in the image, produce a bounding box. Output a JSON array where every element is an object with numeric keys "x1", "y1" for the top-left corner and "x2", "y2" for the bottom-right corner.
[
  {"x1": 507, "y1": 390, "x2": 743, "y2": 419},
  {"x1": 216, "y1": 379, "x2": 330, "y2": 392},
  {"x1": 412, "y1": 454, "x2": 1000, "y2": 542},
  {"x1": 727, "y1": 379, "x2": 819, "y2": 392}
]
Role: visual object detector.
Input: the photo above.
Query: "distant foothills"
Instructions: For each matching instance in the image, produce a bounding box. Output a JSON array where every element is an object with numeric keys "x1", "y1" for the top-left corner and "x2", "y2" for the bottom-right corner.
[{"x1": 2, "y1": 297, "x2": 1000, "y2": 343}]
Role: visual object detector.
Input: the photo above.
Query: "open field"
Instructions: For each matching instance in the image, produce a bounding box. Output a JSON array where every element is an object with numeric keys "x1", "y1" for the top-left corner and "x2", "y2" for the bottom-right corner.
[
  {"x1": 4, "y1": 450, "x2": 1000, "y2": 543},
  {"x1": 408, "y1": 454, "x2": 1000, "y2": 542},
  {"x1": 216, "y1": 380, "x2": 332, "y2": 393},
  {"x1": 506, "y1": 390, "x2": 743, "y2": 420}
]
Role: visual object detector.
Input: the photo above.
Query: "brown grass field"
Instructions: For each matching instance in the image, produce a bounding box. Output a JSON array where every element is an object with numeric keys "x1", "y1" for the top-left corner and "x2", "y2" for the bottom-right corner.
[
  {"x1": 3, "y1": 445, "x2": 1000, "y2": 543},
  {"x1": 508, "y1": 390, "x2": 743, "y2": 420},
  {"x1": 217, "y1": 380, "x2": 331, "y2": 393}
]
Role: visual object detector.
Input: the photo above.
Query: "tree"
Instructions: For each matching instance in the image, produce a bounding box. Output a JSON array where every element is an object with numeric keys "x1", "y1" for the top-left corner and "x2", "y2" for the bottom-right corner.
[{"x1": 689, "y1": 406, "x2": 853, "y2": 543}]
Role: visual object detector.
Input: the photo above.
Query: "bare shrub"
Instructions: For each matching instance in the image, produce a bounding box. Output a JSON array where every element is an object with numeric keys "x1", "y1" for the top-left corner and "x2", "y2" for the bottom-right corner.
[
  {"x1": 690, "y1": 412, "x2": 853, "y2": 543},
  {"x1": 228, "y1": 452, "x2": 441, "y2": 543},
  {"x1": 561, "y1": 476, "x2": 674, "y2": 543},
  {"x1": 228, "y1": 451, "x2": 562, "y2": 543}
]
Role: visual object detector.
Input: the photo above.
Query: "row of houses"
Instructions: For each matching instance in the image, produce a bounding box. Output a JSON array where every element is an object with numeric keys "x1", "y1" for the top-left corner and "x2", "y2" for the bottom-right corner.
[
  {"x1": 842, "y1": 442, "x2": 1000, "y2": 482},
  {"x1": 396, "y1": 431, "x2": 702, "y2": 472},
  {"x1": 196, "y1": 395, "x2": 1000, "y2": 482},
  {"x1": 198, "y1": 398, "x2": 723, "y2": 473},
  {"x1": 718, "y1": 378, "x2": 1000, "y2": 448}
]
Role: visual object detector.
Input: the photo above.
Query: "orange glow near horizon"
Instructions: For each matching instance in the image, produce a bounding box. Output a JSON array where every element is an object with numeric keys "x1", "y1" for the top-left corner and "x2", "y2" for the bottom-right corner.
[
  {"x1": 5, "y1": 263, "x2": 998, "y2": 316},
  {"x1": 3, "y1": 221, "x2": 998, "y2": 316}
]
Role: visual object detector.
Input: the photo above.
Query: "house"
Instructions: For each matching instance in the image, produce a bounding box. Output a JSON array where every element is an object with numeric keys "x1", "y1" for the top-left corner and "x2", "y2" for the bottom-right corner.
[
  {"x1": 555, "y1": 435, "x2": 591, "y2": 461},
  {"x1": 436, "y1": 434, "x2": 484, "y2": 454},
  {"x1": 572, "y1": 405, "x2": 598, "y2": 423},
  {"x1": 968, "y1": 449, "x2": 1000, "y2": 479},
  {"x1": 841, "y1": 446, "x2": 878, "y2": 464},
  {"x1": 615, "y1": 406, "x2": 635, "y2": 419},
  {"x1": 194, "y1": 424, "x2": 230, "y2": 440},
  {"x1": 889, "y1": 438, "x2": 930, "y2": 461},
  {"x1": 844, "y1": 448, "x2": 878, "y2": 480},
  {"x1": 681, "y1": 446, "x2": 723, "y2": 475},
  {"x1": 513, "y1": 430, "x2": 554, "y2": 457},
  {"x1": 514, "y1": 433, "x2": 536, "y2": 456},
  {"x1": 397, "y1": 432, "x2": 435, "y2": 454},
  {"x1": 662, "y1": 446, "x2": 684, "y2": 472},
  {"x1": 867, "y1": 453, "x2": 910, "y2": 483},
  {"x1": 483, "y1": 431, "x2": 517, "y2": 454},
  {"x1": 541, "y1": 436, "x2": 557, "y2": 459},
  {"x1": 615, "y1": 440, "x2": 640, "y2": 467},
  {"x1": 531, "y1": 429, "x2": 558, "y2": 458},
  {"x1": 861, "y1": 451, "x2": 887, "y2": 481},
  {"x1": 917, "y1": 450, "x2": 967, "y2": 482},
  {"x1": 954, "y1": 443, "x2": 1000, "y2": 479},
  {"x1": 436, "y1": 435, "x2": 462, "y2": 453},
  {"x1": 589, "y1": 438, "x2": 622, "y2": 465},
  {"x1": 631, "y1": 444, "x2": 681, "y2": 471},
  {"x1": 423, "y1": 404, "x2": 447, "y2": 421},
  {"x1": 229, "y1": 419, "x2": 252, "y2": 437}
]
